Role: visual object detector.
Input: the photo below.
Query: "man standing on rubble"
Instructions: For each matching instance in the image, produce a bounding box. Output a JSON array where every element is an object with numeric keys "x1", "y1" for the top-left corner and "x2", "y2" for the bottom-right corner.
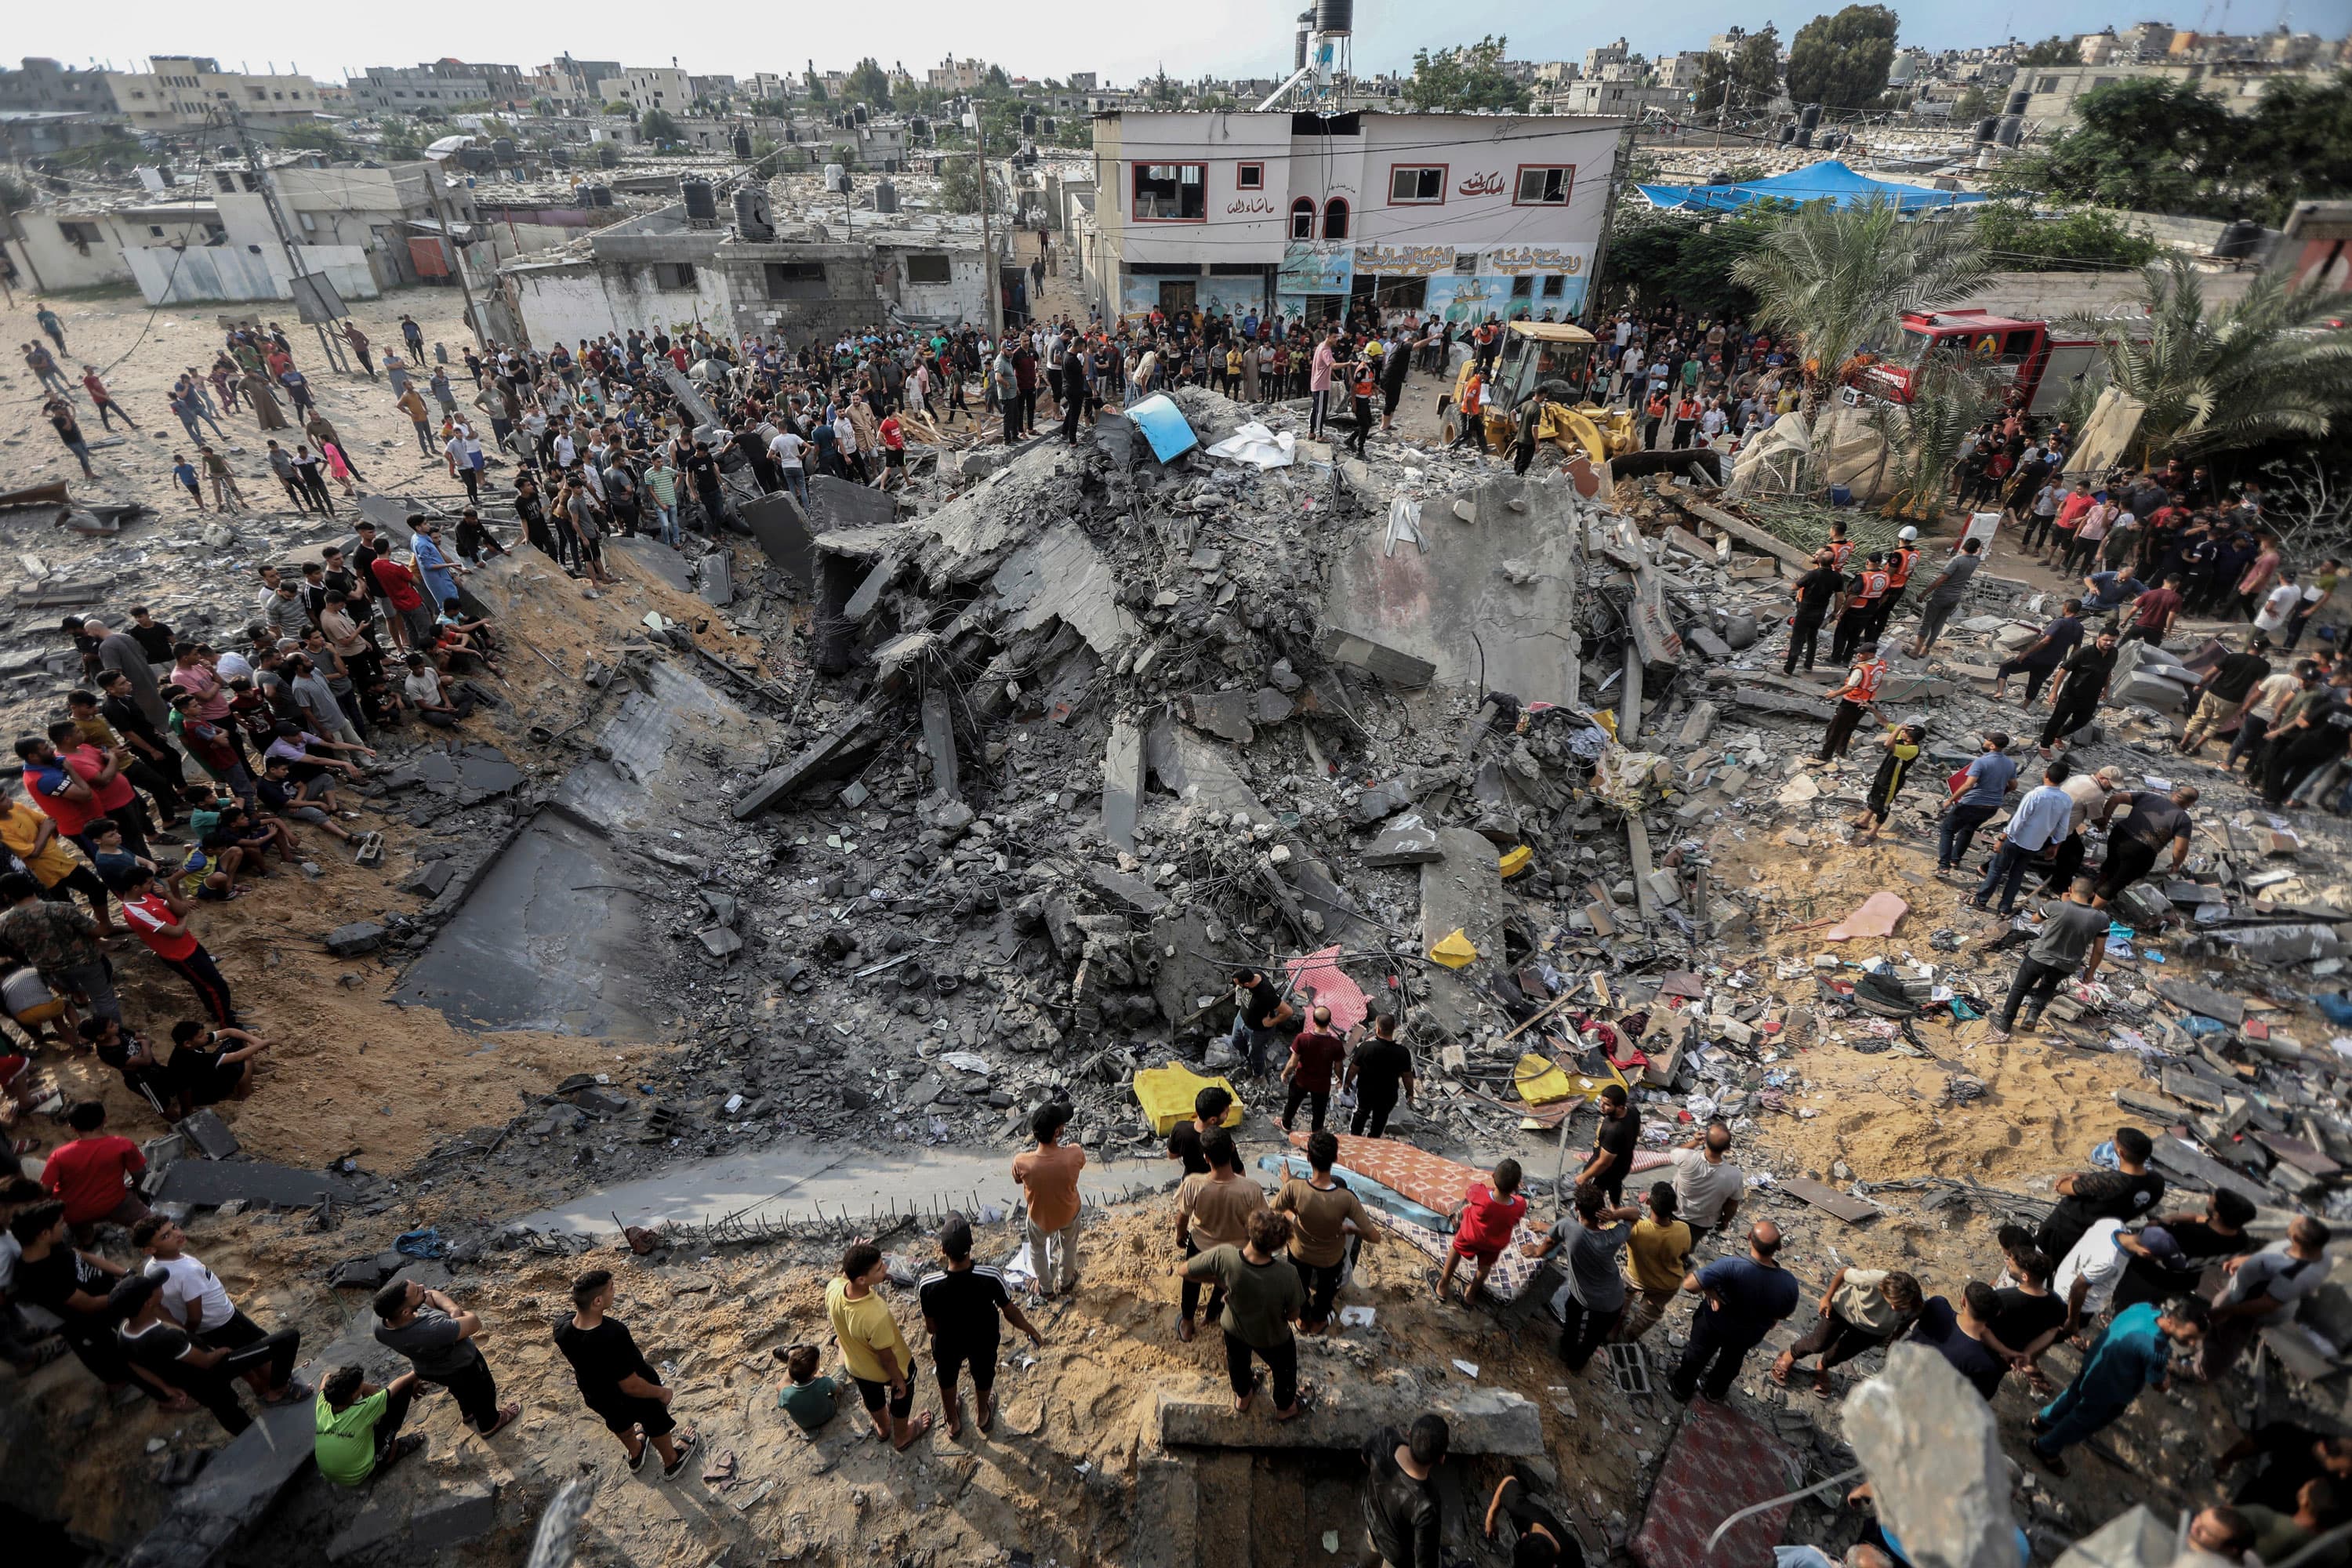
[
  {"x1": 1970, "y1": 757, "x2": 2074, "y2": 916},
  {"x1": 1831, "y1": 553, "x2": 1889, "y2": 667},
  {"x1": 1344, "y1": 1014, "x2": 1417, "y2": 1138},
  {"x1": 1817, "y1": 642, "x2": 1889, "y2": 764},
  {"x1": 1581, "y1": 1083, "x2": 1639, "y2": 1207},
  {"x1": 1784, "y1": 550, "x2": 1846, "y2": 677},
  {"x1": 1987, "y1": 875, "x2": 2109, "y2": 1041},
  {"x1": 1668, "y1": 1122, "x2": 1744, "y2": 1248},
  {"x1": 2036, "y1": 1126, "x2": 2165, "y2": 1262},
  {"x1": 1668, "y1": 1221, "x2": 1799, "y2": 1404},
  {"x1": 2028, "y1": 1296, "x2": 2209, "y2": 1476},
  {"x1": 2038, "y1": 630, "x2": 2122, "y2": 757},
  {"x1": 1907, "y1": 537, "x2": 1986, "y2": 659}
]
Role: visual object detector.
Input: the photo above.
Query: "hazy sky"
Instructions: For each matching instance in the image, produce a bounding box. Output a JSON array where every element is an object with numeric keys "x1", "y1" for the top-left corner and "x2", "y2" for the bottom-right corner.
[{"x1": 21, "y1": 0, "x2": 2350, "y2": 87}]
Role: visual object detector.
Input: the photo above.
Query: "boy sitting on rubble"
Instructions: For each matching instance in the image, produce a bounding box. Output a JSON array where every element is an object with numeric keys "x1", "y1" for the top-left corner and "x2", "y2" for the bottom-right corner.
[
  {"x1": 775, "y1": 1343, "x2": 841, "y2": 1436},
  {"x1": 432, "y1": 597, "x2": 499, "y2": 675}
]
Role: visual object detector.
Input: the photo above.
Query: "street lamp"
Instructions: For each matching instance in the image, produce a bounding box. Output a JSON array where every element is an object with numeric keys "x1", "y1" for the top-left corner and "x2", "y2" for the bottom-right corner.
[{"x1": 423, "y1": 133, "x2": 488, "y2": 348}]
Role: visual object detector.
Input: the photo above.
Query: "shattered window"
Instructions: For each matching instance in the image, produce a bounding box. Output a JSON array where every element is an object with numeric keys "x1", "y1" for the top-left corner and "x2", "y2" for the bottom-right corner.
[{"x1": 1133, "y1": 162, "x2": 1205, "y2": 221}]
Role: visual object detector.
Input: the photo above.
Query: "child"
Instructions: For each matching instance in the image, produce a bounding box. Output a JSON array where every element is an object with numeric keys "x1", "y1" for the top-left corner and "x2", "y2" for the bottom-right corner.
[
  {"x1": 80, "y1": 1015, "x2": 183, "y2": 1119},
  {"x1": 1436, "y1": 1158, "x2": 1526, "y2": 1304},
  {"x1": 172, "y1": 454, "x2": 205, "y2": 510},
  {"x1": 168, "y1": 1019, "x2": 267, "y2": 1105},
  {"x1": 84, "y1": 817, "x2": 152, "y2": 891},
  {"x1": 775, "y1": 1343, "x2": 839, "y2": 1435},
  {"x1": 1854, "y1": 724, "x2": 1926, "y2": 844},
  {"x1": 256, "y1": 757, "x2": 360, "y2": 846}
]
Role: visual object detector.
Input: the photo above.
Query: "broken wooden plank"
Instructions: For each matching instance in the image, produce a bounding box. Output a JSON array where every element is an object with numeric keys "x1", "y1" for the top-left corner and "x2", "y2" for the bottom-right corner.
[
  {"x1": 1780, "y1": 1175, "x2": 1884, "y2": 1224},
  {"x1": 1671, "y1": 495, "x2": 1817, "y2": 573}
]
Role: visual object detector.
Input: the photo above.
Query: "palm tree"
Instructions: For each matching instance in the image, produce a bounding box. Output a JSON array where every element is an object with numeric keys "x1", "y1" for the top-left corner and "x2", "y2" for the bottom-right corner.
[
  {"x1": 2061, "y1": 255, "x2": 2352, "y2": 463},
  {"x1": 1732, "y1": 196, "x2": 1994, "y2": 428}
]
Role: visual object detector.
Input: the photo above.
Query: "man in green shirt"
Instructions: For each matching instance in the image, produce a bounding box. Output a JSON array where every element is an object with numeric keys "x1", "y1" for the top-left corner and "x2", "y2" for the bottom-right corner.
[
  {"x1": 314, "y1": 1362, "x2": 424, "y2": 1486},
  {"x1": 1177, "y1": 1208, "x2": 1307, "y2": 1420}
]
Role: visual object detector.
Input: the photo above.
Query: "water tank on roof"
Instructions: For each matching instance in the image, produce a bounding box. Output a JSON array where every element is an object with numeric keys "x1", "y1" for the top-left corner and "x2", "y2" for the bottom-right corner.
[
  {"x1": 491, "y1": 137, "x2": 517, "y2": 160},
  {"x1": 551, "y1": 146, "x2": 573, "y2": 168},
  {"x1": 680, "y1": 176, "x2": 720, "y2": 223},
  {"x1": 1021, "y1": 109, "x2": 1037, "y2": 136},
  {"x1": 733, "y1": 186, "x2": 775, "y2": 240},
  {"x1": 732, "y1": 126, "x2": 752, "y2": 158},
  {"x1": 1973, "y1": 116, "x2": 2000, "y2": 144},
  {"x1": 823, "y1": 162, "x2": 846, "y2": 192},
  {"x1": 1996, "y1": 114, "x2": 2025, "y2": 147},
  {"x1": 1040, "y1": 116, "x2": 1054, "y2": 136},
  {"x1": 1296, "y1": 11, "x2": 1314, "y2": 69},
  {"x1": 1776, "y1": 123, "x2": 1796, "y2": 147},
  {"x1": 2216, "y1": 218, "x2": 2264, "y2": 260},
  {"x1": 853, "y1": 103, "x2": 868, "y2": 125},
  {"x1": 909, "y1": 115, "x2": 929, "y2": 139},
  {"x1": 584, "y1": 183, "x2": 612, "y2": 206},
  {"x1": 1798, "y1": 103, "x2": 1821, "y2": 130},
  {"x1": 1793, "y1": 129, "x2": 1813, "y2": 149},
  {"x1": 1312, "y1": 0, "x2": 1353, "y2": 35},
  {"x1": 874, "y1": 178, "x2": 898, "y2": 213}
]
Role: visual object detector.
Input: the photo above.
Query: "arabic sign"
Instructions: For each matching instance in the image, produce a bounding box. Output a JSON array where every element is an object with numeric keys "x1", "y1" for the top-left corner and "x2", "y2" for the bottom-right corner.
[
  {"x1": 1485, "y1": 246, "x2": 1588, "y2": 275},
  {"x1": 1355, "y1": 243, "x2": 1454, "y2": 276},
  {"x1": 1276, "y1": 241, "x2": 1353, "y2": 295},
  {"x1": 1457, "y1": 170, "x2": 1505, "y2": 197},
  {"x1": 1226, "y1": 196, "x2": 1278, "y2": 216}
]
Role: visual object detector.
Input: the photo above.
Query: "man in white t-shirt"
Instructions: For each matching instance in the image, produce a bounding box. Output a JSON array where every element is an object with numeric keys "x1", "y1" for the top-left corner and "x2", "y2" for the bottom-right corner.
[
  {"x1": 136, "y1": 1214, "x2": 302, "y2": 1403},
  {"x1": 768, "y1": 428, "x2": 808, "y2": 506},
  {"x1": 2256, "y1": 575, "x2": 2304, "y2": 641},
  {"x1": 2055, "y1": 1217, "x2": 2130, "y2": 1330},
  {"x1": 2203, "y1": 1216, "x2": 2332, "y2": 1377}
]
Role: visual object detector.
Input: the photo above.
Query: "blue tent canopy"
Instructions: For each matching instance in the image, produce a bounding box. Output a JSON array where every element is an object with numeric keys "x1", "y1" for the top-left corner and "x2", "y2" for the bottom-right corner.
[{"x1": 1634, "y1": 159, "x2": 1988, "y2": 215}]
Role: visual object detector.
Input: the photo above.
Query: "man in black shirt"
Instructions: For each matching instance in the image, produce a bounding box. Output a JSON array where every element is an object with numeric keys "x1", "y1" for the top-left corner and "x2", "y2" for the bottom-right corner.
[
  {"x1": 2114, "y1": 1190, "x2": 2257, "y2": 1311},
  {"x1": 918, "y1": 1213, "x2": 1041, "y2": 1439},
  {"x1": 2092, "y1": 785, "x2": 2197, "y2": 908},
  {"x1": 9, "y1": 1199, "x2": 144, "y2": 1396},
  {"x1": 1582, "y1": 1083, "x2": 1640, "y2": 1207},
  {"x1": 2223, "y1": 1423, "x2": 2352, "y2": 1514},
  {"x1": 2180, "y1": 634, "x2": 2274, "y2": 755},
  {"x1": 2035, "y1": 1127, "x2": 2165, "y2": 1263},
  {"x1": 113, "y1": 1270, "x2": 302, "y2": 1435},
  {"x1": 554, "y1": 1269, "x2": 694, "y2": 1479},
  {"x1": 1483, "y1": 1472, "x2": 1581, "y2": 1568},
  {"x1": 1167, "y1": 1086, "x2": 1232, "y2": 1176},
  {"x1": 1362, "y1": 1416, "x2": 1448, "y2": 1568},
  {"x1": 1784, "y1": 550, "x2": 1846, "y2": 675},
  {"x1": 98, "y1": 670, "x2": 186, "y2": 793},
  {"x1": 1344, "y1": 1014, "x2": 1417, "y2": 1139},
  {"x1": 2038, "y1": 630, "x2": 2119, "y2": 755},
  {"x1": 1231, "y1": 968, "x2": 1293, "y2": 1078},
  {"x1": 1994, "y1": 601, "x2": 2085, "y2": 705}
]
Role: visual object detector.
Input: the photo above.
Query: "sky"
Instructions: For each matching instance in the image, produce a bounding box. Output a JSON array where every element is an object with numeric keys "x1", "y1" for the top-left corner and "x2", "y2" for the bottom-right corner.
[{"x1": 18, "y1": 0, "x2": 2351, "y2": 89}]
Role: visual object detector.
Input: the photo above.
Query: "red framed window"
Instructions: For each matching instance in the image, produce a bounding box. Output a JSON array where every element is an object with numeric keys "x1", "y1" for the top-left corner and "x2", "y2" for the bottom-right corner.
[
  {"x1": 1290, "y1": 198, "x2": 1316, "y2": 239},
  {"x1": 1236, "y1": 162, "x2": 1265, "y2": 191},
  {"x1": 1387, "y1": 165, "x2": 1446, "y2": 204},
  {"x1": 1512, "y1": 165, "x2": 1573, "y2": 205},
  {"x1": 1131, "y1": 162, "x2": 1207, "y2": 222},
  {"x1": 1323, "y1": 198, "x2": 1349, "y2": 239}
]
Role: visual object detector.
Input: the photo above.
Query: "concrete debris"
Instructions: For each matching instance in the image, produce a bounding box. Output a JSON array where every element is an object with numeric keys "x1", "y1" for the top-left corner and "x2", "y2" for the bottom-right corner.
[{"x1": 1845, "y1": 1345, "x2": 2022, "y2": 1568}]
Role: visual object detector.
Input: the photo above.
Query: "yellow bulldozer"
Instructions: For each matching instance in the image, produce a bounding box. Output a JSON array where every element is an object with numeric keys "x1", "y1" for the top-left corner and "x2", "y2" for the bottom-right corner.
[{"x1": 1434, "y1": 321, "x2": 1640, "y2": 466}]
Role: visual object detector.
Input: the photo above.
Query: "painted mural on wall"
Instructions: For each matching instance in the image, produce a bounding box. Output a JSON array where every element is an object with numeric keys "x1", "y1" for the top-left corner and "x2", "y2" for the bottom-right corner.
[{"x1": 1276, "y1": 241, "x2": 1353, "y2": 295}]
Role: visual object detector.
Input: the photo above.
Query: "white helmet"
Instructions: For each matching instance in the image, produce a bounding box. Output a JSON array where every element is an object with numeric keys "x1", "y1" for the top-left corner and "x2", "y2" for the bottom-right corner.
[{"x1": 1897, "y1": 525, "x2": 1918, "y2": 541}]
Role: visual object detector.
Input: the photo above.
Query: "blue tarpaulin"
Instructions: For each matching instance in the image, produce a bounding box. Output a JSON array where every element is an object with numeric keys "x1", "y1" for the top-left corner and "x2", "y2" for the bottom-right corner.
[
  {"x1": 1124, "y1": 393, "x2": 1199, "y2": 463},
  {"x1": 1635, "y1": 159, "x2": 1988, "y2": 215}
]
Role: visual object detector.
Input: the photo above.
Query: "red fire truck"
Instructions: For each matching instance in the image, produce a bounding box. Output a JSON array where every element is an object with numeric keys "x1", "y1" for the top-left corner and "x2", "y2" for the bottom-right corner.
[{"x1": 1857, "y1": 309, "x2": 2107, "y2": 416}]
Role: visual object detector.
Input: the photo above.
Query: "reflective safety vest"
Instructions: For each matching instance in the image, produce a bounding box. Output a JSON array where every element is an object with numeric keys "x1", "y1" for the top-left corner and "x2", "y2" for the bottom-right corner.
[
  {"x1": 1886, "y1": 547, "x2": 1919, "y2": 588},
  {"x1": 1853, "y1": 568, "x2": 1891, "y2": 603},
  {"x1": 1828, "y1": 539, "x2": 1857, "y2": 571},
  {"x1": 1846, "y1": 657, "x2": 1888, "y2": 702}
]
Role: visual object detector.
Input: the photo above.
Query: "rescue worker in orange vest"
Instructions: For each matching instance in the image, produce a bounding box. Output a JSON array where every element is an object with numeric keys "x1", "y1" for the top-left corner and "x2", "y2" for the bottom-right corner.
[
  {"x1": 1825, "y1": 520, "x2": 1857, "y2": 575},
  {"x1": 1872, "y1": 526, "x2": 1922, "y2": 641},
  {"x1": 1820, "y1": 642, "x2": 1890, "y2": 762},
  {"x1": 1833, "y1": 552, "x2": 1891, "y2": 666},
  {"x1": 1643, "y1": 387, "x2": 1670, "y2": 451}
]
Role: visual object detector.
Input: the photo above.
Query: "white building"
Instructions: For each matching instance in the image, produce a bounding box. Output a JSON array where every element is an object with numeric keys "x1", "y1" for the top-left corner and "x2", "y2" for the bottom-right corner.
[
  {"x1": 601, "y1": 67, "x2": 694, "y2": 115},
  {"x1": 1080, "y1": 110, "x2": 1628, "y2": 328},
  {"x1": 1653, "y1": 53, "x2": 1708, "y2": 90},
  {"x1": 105, "y1": 56, "x2": 323, "y2": 129}
]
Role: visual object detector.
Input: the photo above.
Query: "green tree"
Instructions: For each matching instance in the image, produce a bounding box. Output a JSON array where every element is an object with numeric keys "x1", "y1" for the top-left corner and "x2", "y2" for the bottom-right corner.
[
  {"x1": 277, "y1": 122, "x2": 348, "y2": 158},
  {"x1": 1970, "y1": 201, "x2": 2159, "y2": 270},
  {"x1": 805, "y1": 70, "x2": 829, "y2": 103},
  {"x1": 1784, "y1": 5, "x2": 1900, "y2": 114},
  {"x1": 1601, "y1": 207, "x2": 1779, "y2": 318},
  {"x1": 2234, "y1": 71, "x2": 2352, "y2": 228},
  {"x1": 848, "y1": 58, "x2": 894, "y2": 110},
  {"x1": 2016, "y1": 36, "x2": 2080, "y2": 67},
  {"x1": 1696, "y1": 27, "x2": 1782, "y2": 121},
  {"x1": 1951, "y1": 85, "x2": 1989, "y2": 122},
  {"x1": 638, "y1": 107, "x2": 683, "y2": 143},
  {"x1": 1996, "y1": 78, "x2": 2234, "y2": 215},
  {"x1": 0, "y1": 172, "x2": 33, "y2": 216},
  {"x1": 1731, "y1": 194, "x2": 1993, "y2": 428},
  {"x1": 2062, "y1": 256, "x2": 2352, "y2": 463},
  {"x1": 985, "y1": 65, "x2": 1009, "y2": 90},
  {"x1": 1406, "y1": 35, "x2": 1533, "y2": 113},
  {"x1": 940, "y1": 154, "x2": 988, "y2": 214}
]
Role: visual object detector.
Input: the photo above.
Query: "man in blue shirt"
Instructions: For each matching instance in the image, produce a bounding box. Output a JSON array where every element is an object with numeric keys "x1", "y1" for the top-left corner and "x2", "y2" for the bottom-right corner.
[
  {"x1": 2029, "y1": 1297, "x2": 2208, "y2": 1476},
  {"x1": 1971, "y1": 758, "x2": 2078, "y2": 916},
  {"x1": 2082, "y1": 568, "x2": 2147, "y2": 617},
  {"x1": 407, "y1": 518, "x2": 461, "y2": 610},
  {"x1": 1937, "y1": 733, "x2": 2016, "y2": 877},
  {"x1": 1668, "y1": 1221, "x2": 1800, "y2": 1403}
]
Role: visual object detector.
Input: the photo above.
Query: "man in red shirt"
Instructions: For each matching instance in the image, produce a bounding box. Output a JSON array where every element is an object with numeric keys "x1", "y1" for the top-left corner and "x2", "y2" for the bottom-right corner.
[
  {"x1": 1278, "y1": 1004, "x2": 1348, "y2": 1134},
  {"x1": 1437, "y1": 1158, "x2": 1526, "y2": 1304},
  {"x1": 2125, "y1": 573, "x2": 2187, "y2": 647},
  {"x1": 366, "y1": 540, "x2": 429, "y2": 652},
  {"x1": 48, "y1": 720, "x2": 154, "y2": 858},
  {"x1": 15, "y1": 732, "x2": 122, "y2": 852},
  {"x1": 878, "y1": 412, "x2": 906, "y2": 493},
  {"x1": 42, "y1": 1099, "x2": 151, "y2": 1243},
  {"x1": 115, "y1": 864, "x2": 237, "y2": 1026}
]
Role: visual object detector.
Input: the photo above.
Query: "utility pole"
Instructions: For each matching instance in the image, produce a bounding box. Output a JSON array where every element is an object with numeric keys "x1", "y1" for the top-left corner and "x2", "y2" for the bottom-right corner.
[
  {"x1": 227, "y1": 105, "x2": 349, "y2": 373},
  {"x1": 1581, "y1": 118, "x2": 1639, "y2": 330},
  {"x1": 973, "y1": 130, "x2": 1002, "y2": 344},
  {"x1": 422, "y1": 138, "x2": 489, "y2": 350},
  {"x1": 1713, "y1": 64, "x2": 1733, "y2": 148}
]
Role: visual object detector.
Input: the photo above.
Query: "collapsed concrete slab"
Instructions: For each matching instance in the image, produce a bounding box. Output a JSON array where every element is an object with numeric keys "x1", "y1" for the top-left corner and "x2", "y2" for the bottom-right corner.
[
  {"x1": 991, "y1": 519, "x2": 1142, "y2": 658},
  {"x1": 154, "y1": 1160, "x2": 358, "y2": 1210},
  {"x1": 1153, "y1": 1384, "x2": 1541, "y2": 1452},
  {"x1": 1146, "y1": 717, "x2": 1268, "y2": 819},
  {"x1": 734, "y1": 691, "x2": 890, "y2": 819},
  {"x1": 1102, "y1": 716, "x2": 1145, "y2": 851},
  {"x1": 123, "y1": 1403, "x2": 315, "y2": 1568},
  {"x1": 393, "y1": 808, "x2": 672, "y2": 1037},
  {"x1": 1322, "y1": 472, "x2": 1584, "y2": 700},
  {"x1": 1419, "y1": 827, "x2": 1505, "y2": 1037}
]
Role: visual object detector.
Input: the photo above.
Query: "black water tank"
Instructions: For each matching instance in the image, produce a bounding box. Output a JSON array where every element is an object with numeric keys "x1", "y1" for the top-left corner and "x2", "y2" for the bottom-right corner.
[
  {"x1": 585, "y1": 183, "x2": 612, "y2": 206},
  {"x1": 551, "y1": 147, "x2": 572, "y2": 168},
  {"x1": 853, "y1": 103, "x2": 867, "y2": 125},
  {"x1": 1777, "y1": 123, "x2": 1796, "y2": 146},
  {"x1": 732, "y1": 186, "x2": 775, "y2": 240},
  {"x1": 875, "y1": 178, "x2": 899, "y2": 213},
  {"x1": 732, "y1": 126, "x2": 752, "y2": 158},
  {"x1": 491, "y1": 137, "x2": 517, "y2": 160},
  {"x1": 909, "y1": 114, "x2": 929, "y2": 138},
  {"x1": 1793, "y1": 129, "x2": 1813, "y2": 148},
  {"x1": 1974, "y1": 116, "x2": 2000, "y2": 144},
  {"x1": 681, "y1": 176, "x2": 719, "y2": 223},
  {"x1": 1313, "y1": 0, "x2": 1353, "y2": 35},
  {"x1": 1021, "y1": 109, "x2": 1037, "y2": 136},
  {"x1": 1798, "y1": 103, "x2": 1821, "y2": 130},
  {"x1": 1296, "y1": 10, "x2": 1314, "y2": 69},
  {"x1": 2216, "y1": 219, "x2": 2263, "y2": 260},
  {"x1": 595, "y1": 142, "x2": 619, "y2": 169}
]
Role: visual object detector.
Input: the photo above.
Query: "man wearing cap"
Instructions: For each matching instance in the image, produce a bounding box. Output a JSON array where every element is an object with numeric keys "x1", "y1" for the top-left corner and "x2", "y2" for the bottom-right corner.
[{"x1": 1817, "y1": 642, "x2": 1888, "y2": 763}]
